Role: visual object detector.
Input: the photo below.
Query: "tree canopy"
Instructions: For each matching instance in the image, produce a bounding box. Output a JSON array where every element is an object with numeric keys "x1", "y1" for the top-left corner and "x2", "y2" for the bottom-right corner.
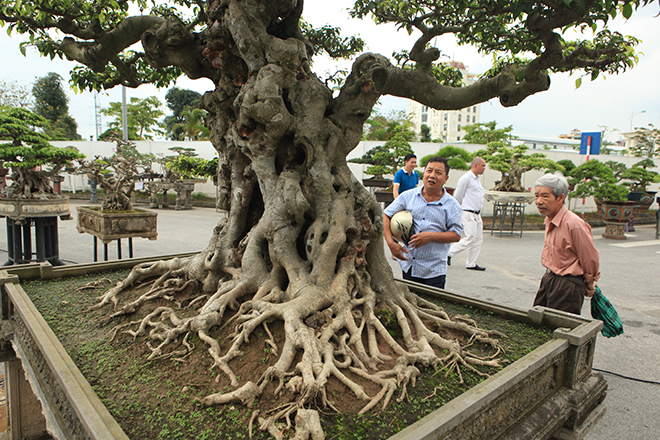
[
  {"x1": 164, "y1": 87, "x2": 203, "y2": 140},
  {"x1": 100, "y1": 96, "x2": 165, "y2": 140},
  {"x1": 32, "y1": 72, "x2": 83, "y2": 141},
  {"x1": 1, "y1": 0, "x2": 653, "y2": 437},
  {"x1": 462, "y1": 121, "x2": 514, "y2": 145}
]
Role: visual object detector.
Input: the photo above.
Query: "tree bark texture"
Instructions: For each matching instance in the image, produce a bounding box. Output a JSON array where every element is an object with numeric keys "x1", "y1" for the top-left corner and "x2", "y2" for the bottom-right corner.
[{"x1": 96, "y1": 1, "x2": 505, "y2": 436}]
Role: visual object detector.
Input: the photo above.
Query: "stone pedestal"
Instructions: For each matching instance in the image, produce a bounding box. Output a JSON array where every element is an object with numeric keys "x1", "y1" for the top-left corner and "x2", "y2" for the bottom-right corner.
[{"x1": 0, "y1": 198, "x2": 71, "y2": 266}]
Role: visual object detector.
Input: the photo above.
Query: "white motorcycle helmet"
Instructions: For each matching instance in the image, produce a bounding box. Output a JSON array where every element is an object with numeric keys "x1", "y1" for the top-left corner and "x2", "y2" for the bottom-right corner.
[{"x1": 390, "y1": 210, "x2": 414, "y2": 245}]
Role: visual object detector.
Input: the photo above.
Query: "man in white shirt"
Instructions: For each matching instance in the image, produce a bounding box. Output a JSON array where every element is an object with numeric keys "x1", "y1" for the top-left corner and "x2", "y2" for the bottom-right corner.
[{"x1": 447, "y1": 157, "x2": 487, "y2": 271}]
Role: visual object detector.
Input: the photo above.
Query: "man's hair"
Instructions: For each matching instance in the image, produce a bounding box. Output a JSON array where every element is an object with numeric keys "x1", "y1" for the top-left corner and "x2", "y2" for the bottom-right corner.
[
  {"x1": 425, "y1": 156, "x2": 450, "y2": 173},
  {"x1": 471, "y1": 157, "x2": 485, "y2": 167},
  {"x1": 535, "y1": 173, "x2": 569, "y2": 198},
  {"x1": 404, "y1": 153, "x2": 417, "y2": 163}
]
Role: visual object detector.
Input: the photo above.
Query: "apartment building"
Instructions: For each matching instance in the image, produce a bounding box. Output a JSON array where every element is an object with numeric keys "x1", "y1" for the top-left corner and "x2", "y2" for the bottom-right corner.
[{"x1": 407, "y1": 61, "x2": 481, "y2": 142}]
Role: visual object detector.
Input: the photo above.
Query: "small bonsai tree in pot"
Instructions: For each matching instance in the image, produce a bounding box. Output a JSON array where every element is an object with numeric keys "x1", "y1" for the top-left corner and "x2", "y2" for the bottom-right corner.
[
  {"x1": 0, "y1": 107, "x2": 85, "y2": 265},
  {"x1": 78, "y1": 137, "x2": 153, "y2": 211},
  {"x1": 569, "y1": 159, "x2": 632, "y2": 239},
  {"x1": 349, "y1": 134, "x2": 415, "y2": 203},
  {"x1": 0, "y1": 107, "x2": 84, "y2": 199},
  {"x1": 621, "y1": 158, "x2": 659, "y2": 214},
  {"x1": 76, "y1": 136, "x2": 158, "y2": 253}
]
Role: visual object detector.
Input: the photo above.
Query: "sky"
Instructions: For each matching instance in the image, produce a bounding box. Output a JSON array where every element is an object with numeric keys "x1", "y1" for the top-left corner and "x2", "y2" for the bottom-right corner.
[{"x1": 1, "y1": 0, "x2": 659, "y2": 143}]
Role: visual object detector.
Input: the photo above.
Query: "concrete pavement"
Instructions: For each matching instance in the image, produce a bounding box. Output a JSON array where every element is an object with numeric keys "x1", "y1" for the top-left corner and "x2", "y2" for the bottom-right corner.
[{"x1": 1, "y1": 198, "x2": 659, "y2": 439}]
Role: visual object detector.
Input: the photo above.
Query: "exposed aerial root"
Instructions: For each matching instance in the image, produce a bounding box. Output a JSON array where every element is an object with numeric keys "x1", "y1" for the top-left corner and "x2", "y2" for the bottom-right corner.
[
  {"x1": 95, "y1": 216, "x2": 506, "y2": 440},
  {"x1": 91, "y1": 257, "x2": 191, "y2": 309}
]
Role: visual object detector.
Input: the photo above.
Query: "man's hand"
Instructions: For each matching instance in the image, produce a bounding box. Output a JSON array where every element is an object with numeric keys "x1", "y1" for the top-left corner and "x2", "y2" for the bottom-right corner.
[
  {"x1": 585, "y1": 280, "x2": 596, "y2": 298},
  {"x1": 387, "y1": 240, "x2": 408, "y2": 260},
  {"x1": 408, "y1": 232, "x2": 434, "y2": 249}
]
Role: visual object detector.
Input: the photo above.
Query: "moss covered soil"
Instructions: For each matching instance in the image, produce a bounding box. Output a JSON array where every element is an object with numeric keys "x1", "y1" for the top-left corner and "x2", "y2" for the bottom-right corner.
[{"x1": 21, "y1": 270, "x2": 553, "y2": 440}]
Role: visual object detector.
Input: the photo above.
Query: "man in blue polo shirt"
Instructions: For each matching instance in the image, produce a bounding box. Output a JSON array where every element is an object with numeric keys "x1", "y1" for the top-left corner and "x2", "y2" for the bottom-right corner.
[
  {"x1": 384, "y1": 156, "x2": 462, "y2": 289},
  {"x1": 393, "y1": 153, "x2": 419, "y2": 198}
]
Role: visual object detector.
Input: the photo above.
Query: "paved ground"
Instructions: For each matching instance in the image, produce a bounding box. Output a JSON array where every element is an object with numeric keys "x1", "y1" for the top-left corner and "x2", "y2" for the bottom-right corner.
[{"x1": 1, "y1": 198, "x2": 659, "y2": 439}]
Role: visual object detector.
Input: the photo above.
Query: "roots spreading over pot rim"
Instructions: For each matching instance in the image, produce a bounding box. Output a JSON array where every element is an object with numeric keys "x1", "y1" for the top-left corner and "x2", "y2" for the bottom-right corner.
[{"x1": 96, "y1": 223, "x2": 506, "y2": 438}]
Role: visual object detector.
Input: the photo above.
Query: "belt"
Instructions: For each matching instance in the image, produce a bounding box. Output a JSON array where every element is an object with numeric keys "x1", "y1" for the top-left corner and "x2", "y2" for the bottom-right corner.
[
  {"x1": 545, "y1": 269, "x2": 585, "y2": 287},
  {"x1": 464, "y1": 209, "x2": 480, "y2": 215}
]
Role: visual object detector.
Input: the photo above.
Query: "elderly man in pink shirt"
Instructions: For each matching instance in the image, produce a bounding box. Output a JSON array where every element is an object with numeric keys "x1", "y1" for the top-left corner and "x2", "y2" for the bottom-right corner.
[{"x1": 533, "y1": 173, "x2": 599, "y2": 315}]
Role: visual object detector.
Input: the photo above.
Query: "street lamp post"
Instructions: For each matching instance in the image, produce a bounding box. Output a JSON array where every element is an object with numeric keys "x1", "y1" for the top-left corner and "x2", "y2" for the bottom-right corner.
[{"x1": 630, "y1": 110, "x2": 646, "y2": 131}]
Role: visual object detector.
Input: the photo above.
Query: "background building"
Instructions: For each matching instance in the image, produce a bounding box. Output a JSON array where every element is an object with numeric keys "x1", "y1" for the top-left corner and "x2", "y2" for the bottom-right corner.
[{"x1": 407, "y1": 61, "x2": 481, "y2": 142}]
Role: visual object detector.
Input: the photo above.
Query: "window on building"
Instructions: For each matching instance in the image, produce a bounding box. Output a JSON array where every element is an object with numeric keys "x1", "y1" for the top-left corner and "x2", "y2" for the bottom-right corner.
[
  {"x1": 422, "y1": 114, "x2": 427, "y2": 123},
  {"x1": 473, "y1": 116, "x2": 476, "y2": 123},
  {"x1": 443, "y1": 124, "x2": 447, "y2": 131},
  {"x1": 457, "y1": 136, "x2": 461, "y2": 141},
  {"x1": 473, "y1": 106, "x2": 477, "y2": 112},
  {"x1": 422, "y1": 105, "x2": 429, "y2": 112},
  {"x1": 458, "y1": 124, "x2": 462, "y2": 131},
  {"x1": 444, "y1": 114, "x2": 448, "y2": 121},
  {"x1": 458, "y1": 114, "x2": 462, "y2": 122}
]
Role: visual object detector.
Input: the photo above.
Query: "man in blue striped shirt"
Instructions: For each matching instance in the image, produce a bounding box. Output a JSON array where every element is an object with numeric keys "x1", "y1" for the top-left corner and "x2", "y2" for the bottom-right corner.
[{"x1": 383, "y1": 156, "x2": 463, "y2": 289}]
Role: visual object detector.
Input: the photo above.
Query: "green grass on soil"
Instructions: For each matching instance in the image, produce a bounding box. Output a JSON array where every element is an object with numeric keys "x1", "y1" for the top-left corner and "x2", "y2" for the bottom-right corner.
[{"x1": 22, "y1": 270, "x2": 553, "y2": 440}]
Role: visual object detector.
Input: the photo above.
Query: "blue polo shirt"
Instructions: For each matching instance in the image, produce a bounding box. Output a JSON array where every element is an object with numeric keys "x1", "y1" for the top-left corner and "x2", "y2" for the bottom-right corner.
[
  {"x1": 393, "y1": 168, "x2": 419, "y2": 194},
  {"x1": 384, "y1": 187, "x2": 462, "y2": 278}
]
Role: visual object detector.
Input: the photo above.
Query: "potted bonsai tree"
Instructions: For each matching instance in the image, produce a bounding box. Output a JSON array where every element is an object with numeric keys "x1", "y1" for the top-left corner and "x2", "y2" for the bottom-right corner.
[
  {"x1": 76, "y1": 136, "x2": 158, "y2": 260},
  {"x1": 146, "y1": 146, "x2": 215, "y2": 209},
  {"x1": 621, "y1": 158, "x2": 659, "y2": 215},
  {"x1": 475, "y1": 142, "x2": 563, "y2": 193},
  {"x1": 349, "y1": 133, "x2": 415, "y2": 203},
  {"x1": 0, "y1": 107, "x2": 84, "y2": 265},
  {"x1": 569, "y1": 159, "x2": 632, "y2": 239}
]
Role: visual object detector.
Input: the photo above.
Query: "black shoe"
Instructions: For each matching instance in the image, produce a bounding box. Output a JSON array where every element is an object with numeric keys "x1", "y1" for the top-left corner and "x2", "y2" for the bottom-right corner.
[
  {"x1": 466, "y1": 265, "x2": 486, "y2": 271},
  {"x1": 447, "y1": 256, "x2": 451, "y2": 266}
]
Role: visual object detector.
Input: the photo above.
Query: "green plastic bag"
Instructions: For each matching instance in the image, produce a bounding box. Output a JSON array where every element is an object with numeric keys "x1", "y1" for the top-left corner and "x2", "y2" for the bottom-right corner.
[{"x1": 590, "y1": 286, "x2": 624, "y2": 338}]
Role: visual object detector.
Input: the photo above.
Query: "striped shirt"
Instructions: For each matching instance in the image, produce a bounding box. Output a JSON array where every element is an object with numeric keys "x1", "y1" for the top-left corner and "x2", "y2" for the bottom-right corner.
[{"x1": 384, "y1": 186, "x2": 463, "y2": 279}]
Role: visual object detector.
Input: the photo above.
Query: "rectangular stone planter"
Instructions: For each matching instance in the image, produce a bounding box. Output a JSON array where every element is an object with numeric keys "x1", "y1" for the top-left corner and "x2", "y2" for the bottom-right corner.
[
  {"x1": 0, "y1": 261, "x2": 607, "y2": 440},
  {"x1": 0, "y1": 197, "x2": 71, "y2": 221},
  {"x1": 76, "y1": 206, "x2": 158, "y2": 244}
]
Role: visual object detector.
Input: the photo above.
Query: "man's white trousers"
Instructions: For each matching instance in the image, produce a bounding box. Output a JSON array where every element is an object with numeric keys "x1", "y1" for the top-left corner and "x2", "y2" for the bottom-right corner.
[{"x1": 448, "y1": 211, "x2": 483, "y2": 268}]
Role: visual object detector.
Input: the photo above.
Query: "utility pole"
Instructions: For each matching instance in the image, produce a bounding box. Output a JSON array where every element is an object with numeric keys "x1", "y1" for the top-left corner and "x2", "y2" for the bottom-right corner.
[
  {"x1": 121, "y1": 86, "x2": 128, "y2": 141},
  {"x1": 94, "y1": 92, "x2": 102, "y2": 141}
]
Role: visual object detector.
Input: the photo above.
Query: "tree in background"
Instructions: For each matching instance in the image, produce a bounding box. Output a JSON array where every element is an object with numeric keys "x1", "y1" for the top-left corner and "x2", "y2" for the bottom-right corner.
[
  {"x1": 475, "y1": 142, "x2": 562, "y2": 192},
  {"x1": 629, "y1": 124, "x2": 660, "y2": 158},
  {"x1": 0, "y1": 107, "x2": 84, "y2": 198},
  {"x1": 100, "y1": 96, "x2": 165, "y2": 140},
  {"x1": 32, "y1": 72, "x2": 82, "y2": 141},
  {"x1": 420, "y1": 145, "x2": 472, "y2": 171},
  {"x1": 0, "y1": 79, "x2": 32, "y2": 108},
  {"x1": 363, "y1": 109, "x2": 416, "y2": 141},
  {"x1": 173, "y1": 107, "x2": 209, "y2": 141},
  {"x1": 164, "y1": 87, "x2": 202, "y2": 140},
  {"x1": 462, "y1": 121, "x2": 514, "y2": 145},
  {"x1": 1, "y1": 0, "x2": 650, "y2": 436},
  {"x1": 164, "y1": 146, "x2": 217, "y2": 180},
  {"x1": 420, "y1": 124, "x2": 432, "y2": 142}
]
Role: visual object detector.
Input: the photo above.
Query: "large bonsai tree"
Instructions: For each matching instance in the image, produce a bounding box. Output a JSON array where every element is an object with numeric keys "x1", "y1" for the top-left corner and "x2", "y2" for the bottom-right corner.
[
  {"x1": 0, "y1": 0, "x2": 648, "y2": 436},
  {"x1": 0, "y1": 107, "x2": 84, "y2": 198},
  {"x1": 475, "y1": 141, "x2": 562, "y2": 192}
]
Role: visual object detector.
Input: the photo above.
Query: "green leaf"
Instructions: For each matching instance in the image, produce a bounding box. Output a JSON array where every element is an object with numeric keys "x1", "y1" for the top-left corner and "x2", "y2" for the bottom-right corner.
[
  {"x1": 575, "y1": 77, "x2": 582, "y2": 89},
  {"x1": 622, "y1": 3, "x2": 633, "y2": 19}
]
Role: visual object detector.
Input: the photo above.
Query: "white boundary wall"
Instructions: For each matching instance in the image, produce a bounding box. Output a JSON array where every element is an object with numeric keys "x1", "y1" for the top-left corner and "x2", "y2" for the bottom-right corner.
[{"x1": 51, "y1": 140, "x2": 659, "y2": 217}]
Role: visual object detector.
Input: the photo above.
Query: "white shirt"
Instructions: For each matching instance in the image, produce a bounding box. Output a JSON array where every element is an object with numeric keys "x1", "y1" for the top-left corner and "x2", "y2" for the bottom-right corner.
[{"x1": 453, "y1": 170, "x2": 485, "y2": 212}]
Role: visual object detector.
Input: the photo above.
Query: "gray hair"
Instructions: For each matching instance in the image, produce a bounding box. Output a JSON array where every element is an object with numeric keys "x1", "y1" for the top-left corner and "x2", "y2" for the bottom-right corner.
[{"x1": 535, "y1": 173, "x2": 569, "y2": 198}]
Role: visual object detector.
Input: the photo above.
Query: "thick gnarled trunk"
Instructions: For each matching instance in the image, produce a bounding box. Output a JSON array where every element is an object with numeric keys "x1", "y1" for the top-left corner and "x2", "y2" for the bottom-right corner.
[{"x1": 94, "y1": 1, "x2": 504, "y2": 437}]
